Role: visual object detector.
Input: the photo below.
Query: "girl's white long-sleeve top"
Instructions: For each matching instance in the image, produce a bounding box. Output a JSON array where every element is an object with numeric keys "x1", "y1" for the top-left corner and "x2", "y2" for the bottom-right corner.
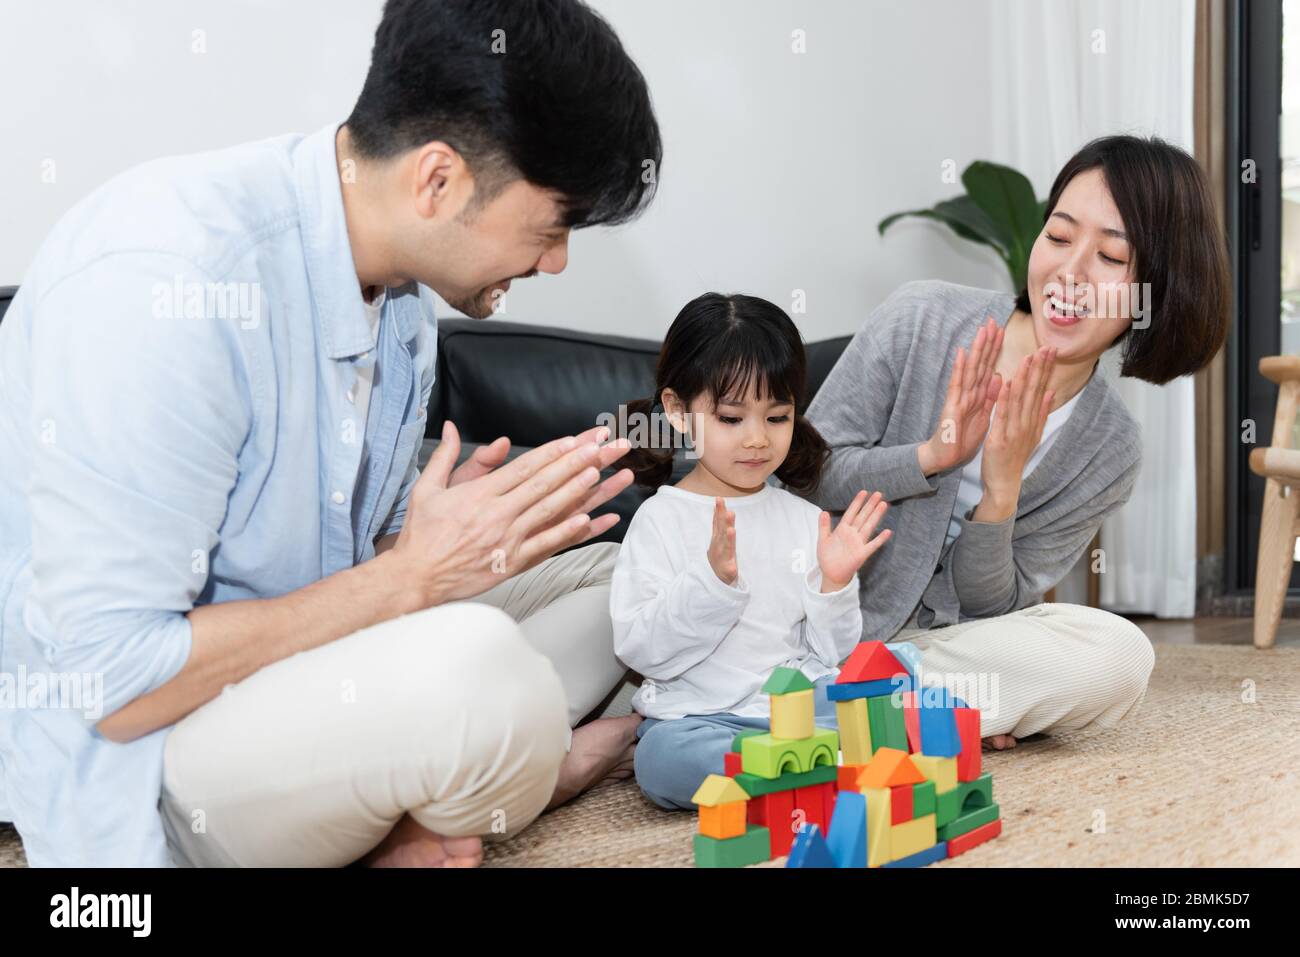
[{"x1": 610, "y1": 482, "x2": 864, "y2": 720}]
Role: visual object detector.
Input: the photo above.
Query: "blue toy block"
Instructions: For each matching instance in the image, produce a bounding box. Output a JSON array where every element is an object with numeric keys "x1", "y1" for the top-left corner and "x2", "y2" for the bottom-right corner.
[
  {"x1": 825, "y1": 790, "x2": 868, "y2": 868},
  {"x1": 887, "y1": 641, "x2": 922, "y2": 678},
  {"x1": 786, "y1": 824, "x2": 837, "y2": 868},
  {"x1": 826, "y1": 675, "x2": 913, "y2": 702},
  {"x1": 917, "y1": 693, "x2": 962, "y2": 758},
  {"x1": 883, "y1": 841, "x2": 948, "y2": 868}
]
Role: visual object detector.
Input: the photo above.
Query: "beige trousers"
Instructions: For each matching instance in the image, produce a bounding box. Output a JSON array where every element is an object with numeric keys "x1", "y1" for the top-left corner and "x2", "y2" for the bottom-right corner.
[
  {"x1": 160, "y1": 542, "x2": 625, "y2": 867},
  {"x1": 891, "y1": 602, "x2": 1156, "y2": 739}
]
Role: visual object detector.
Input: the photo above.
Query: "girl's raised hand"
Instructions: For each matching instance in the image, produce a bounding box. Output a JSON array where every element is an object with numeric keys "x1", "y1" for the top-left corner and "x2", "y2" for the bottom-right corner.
[
  {"x1": 707, "y1": 496, "x2": 738, "y2": 585},
  {"x1": 816, "y1": 490, "x2": 891, "y2": 592}
]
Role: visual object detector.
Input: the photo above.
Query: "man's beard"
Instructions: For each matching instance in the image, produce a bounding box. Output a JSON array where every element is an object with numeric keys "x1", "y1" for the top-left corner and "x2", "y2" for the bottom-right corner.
[{"x1": 448, "y1": 270, "x2": 538, "y2": 319}]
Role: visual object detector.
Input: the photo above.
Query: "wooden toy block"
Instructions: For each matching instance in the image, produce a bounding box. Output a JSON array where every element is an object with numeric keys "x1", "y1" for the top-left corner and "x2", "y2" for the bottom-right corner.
[
  {"x1": 912, "y1": 779, "x2": 936, "y2": 818},
  {"x1": 825, "y1": 675, "x2": 912, "y2": 701},
  {"x1": 763, "y1": 667, "x2": 815, "y2": 696},
  {"x1": 753, "y1": 788, "x2": 797, "y2": 858},
  {"x1": 731, "y1": 728, "x2": 766, "y2": 753},
  {"x1": 691, "y1": 774, "x2": 751, "y2": 808},
  {"x1": 835, "y1": 698, "x2": 873, "y2": 765},
  {"x1": 936, "y1": 802, "x2": 1000, "y2": 843},
  {"x1": 917, "y1": 695, "x2": 962, "y2": 758},
  {"x1": 837, "y1": 763, "x2": 867, "y2": 792},
  {"x1": 723, "y1": 751, "x2": 744, "y2": 777},
  {"x1": 902, "y1": 691, "x2": 921, "y2": 753},
  {"x1": 890, "y1": 783, "x2": 914, "y2": 824},
  {"x1": 700, "y1": 802, "x2": 747, "y2": 840},
  {"x1": 862, "y1": 787, "x2": 892, "y2": 868},
  {"x1": 946, "y1": 817, "x2": 1002, "y2": 858},
  {"x1": 953, "y1": 707, "x2": 982, "y2": 781},
  {"x1": 866, "y1": 694, "x2": 908, "y2": 753},
  {"x1": 740, "y1": 727, "x2": 839, "y2": 779},
  {"x1": 734, "y1": 763, "x2": 837, "y2": 798},
  {"x1": 909, "y1": 754, "x2": 958, "y2": 794},
  {"x1": 883, "y1": 841, "x2": 948, "y2": 868},
  {"x1": 826, "y1": 790, "x2": 868, "y2": 868},
  {"x1": 856, "y1": 747, "x2": 925, "y2": 790},
  {"x1": 936, "y1": 784, "x2": 961, "y2": 828},
  {"x1": 886, "y1": 641, "x2": 921, "y2": 678},
  {"x1": 786, "y1": 824, "x2": 836, "y2": 868},
  {"x1": 888, "y1": 812, "x2": 936, "y2": 862},
  {"x1": 771, "y1": 688, "x2": 815, "y2": 740},
  {"x1": 838, "y1": 641, "x2": 907, "y2": 684},
  {"x1": 794, "y1": 784, "x2": 824, "y2": 833},
  {"x1": 694, "y1": 825, "x2": 772, "y2": 868},
  {"x1": 955, "y1": 771, "x2": 994, "y2": 814}
]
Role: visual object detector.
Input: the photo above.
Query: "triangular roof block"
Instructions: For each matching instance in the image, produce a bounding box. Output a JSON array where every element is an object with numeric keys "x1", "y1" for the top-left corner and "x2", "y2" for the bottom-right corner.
[
  {"x1": 692, "y1": 774, "x2": 750, "y2": 807},
  {"x1": 838, "y1": 641, "x2": 907, "y2": 684},
  {"x1": 763, "y1": 667, "x2": 815, "y2": 696},
  {"x1": 855, "y1": 747, "x2": 926, "y2": 789}
]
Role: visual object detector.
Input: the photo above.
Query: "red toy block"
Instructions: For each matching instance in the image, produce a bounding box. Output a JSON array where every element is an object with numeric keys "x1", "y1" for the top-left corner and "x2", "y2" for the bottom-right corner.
[
  {"x1": 795, "y1": 781, "x2": 836, "y2": 834},
  {"x1": 838, "y1": 641, "x2": 907, "y2": 684},
  {"x1": 946, "y1": 816, "x2": 1001, "y2": 858},
  {"x1": 750, "y1": 789, "x2": 797, "y2": 858},
  {"x1": 902, "y1": 691, "x2": 921, "y2": 753},
  {"x1": 890, "y1": 783, "x2": 914, "y2": 825},
  {"x1": 954, "y1": 707, "x2": 982, "y2": 782},
  {"x1": 838, "y1": 764, "x2": 866, "y2": 791},
  {"x1": 724, "y1": 751, "x2": 744, "y2": 778}
]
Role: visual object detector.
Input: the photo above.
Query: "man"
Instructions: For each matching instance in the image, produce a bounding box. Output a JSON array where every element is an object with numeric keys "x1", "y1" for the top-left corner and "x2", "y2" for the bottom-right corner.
[{"x1": 0, "y1": 0, "x2": 661, "y2": 866}]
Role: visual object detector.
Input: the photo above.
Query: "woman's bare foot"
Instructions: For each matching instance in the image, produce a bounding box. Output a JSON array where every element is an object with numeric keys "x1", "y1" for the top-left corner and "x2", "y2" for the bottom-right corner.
[
  {"x1": 982, "y1": 733, "x2": 1017, "y2": 751},
  {"x1": 361, "y1": 813, "x2": 484, "y2": 868},
  {"x1": 545, "y1": 713, "x2": 642, "y2": 811}
]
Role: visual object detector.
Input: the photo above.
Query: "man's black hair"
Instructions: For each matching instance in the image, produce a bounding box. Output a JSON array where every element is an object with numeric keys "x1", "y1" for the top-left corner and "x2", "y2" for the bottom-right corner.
[{"x1": 346, "y1": 0, "x2": 662, "y2": 228}]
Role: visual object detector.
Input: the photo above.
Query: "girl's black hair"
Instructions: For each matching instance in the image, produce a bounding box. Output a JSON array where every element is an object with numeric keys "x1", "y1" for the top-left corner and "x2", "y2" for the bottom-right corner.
[{"x1": 621, "y1": 293, "x2": 830, "y2": 494}]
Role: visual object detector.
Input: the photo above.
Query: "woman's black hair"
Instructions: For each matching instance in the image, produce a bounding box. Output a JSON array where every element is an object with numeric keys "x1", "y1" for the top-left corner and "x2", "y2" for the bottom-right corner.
[
  {"x1": 621, "y1": 293, "x2": 830, "y2": 494},
  {"x1": 345, "y1": 0, "x2": 662, "y2": 229},
  {"x1": 1016, "y1": 135, "x2": 1230, "y2": 384}
]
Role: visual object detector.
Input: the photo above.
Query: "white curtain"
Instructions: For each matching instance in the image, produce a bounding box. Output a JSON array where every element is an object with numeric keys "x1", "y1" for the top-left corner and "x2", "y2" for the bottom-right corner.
[{"x1": 988, "y1": 0, "x2": 1199, "y2": 617}]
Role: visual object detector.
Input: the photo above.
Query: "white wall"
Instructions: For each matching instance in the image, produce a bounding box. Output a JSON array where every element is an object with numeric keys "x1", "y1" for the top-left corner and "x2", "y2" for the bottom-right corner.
[{"x1": 0, "y1": 0, "x2": 1013, "y2": 342}]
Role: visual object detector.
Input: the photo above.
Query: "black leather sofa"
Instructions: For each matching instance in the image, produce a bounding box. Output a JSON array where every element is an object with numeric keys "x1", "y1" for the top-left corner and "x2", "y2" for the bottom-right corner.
[{"x1": 0, "y1": 285, "x2": 850, "y2": 543}]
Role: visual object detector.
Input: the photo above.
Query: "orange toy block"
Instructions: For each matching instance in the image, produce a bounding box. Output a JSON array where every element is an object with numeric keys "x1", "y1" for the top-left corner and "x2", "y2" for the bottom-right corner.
[
  {"x1": 699, "y1": 802, "x2": 747, "y2": 840},
  {"x1": 946, "y1": 817, "x2": 1002, "y2": 858},
  {"x1": 857, "y1": 747, "x2": 926, "y2": 790},
  {"x1": 954, "y1": 707, "x2": 982, "y2": 782},
  {"x1": 890, "y1": 783, "x2": 914, "y2": 824},
  {"x1": 838, "y1": 764, "x2": 867, "y2": 792}
]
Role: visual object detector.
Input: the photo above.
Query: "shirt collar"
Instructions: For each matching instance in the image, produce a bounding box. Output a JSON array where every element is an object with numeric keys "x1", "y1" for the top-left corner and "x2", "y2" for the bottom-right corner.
[{"x1": 292, "y1": 122, "x2": 379, "y2": 360}]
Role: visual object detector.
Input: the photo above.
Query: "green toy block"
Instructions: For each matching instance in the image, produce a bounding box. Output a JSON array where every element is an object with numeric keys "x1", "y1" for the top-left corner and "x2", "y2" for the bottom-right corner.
[
  {"x1": 936, "y1": 802, "x2": 999, "y2": 842},
  {"x1": 694, "y1": 825, "x2": 771, "y2": 868},
  {"x1": 731, "y1": 728, "x2": 766, "y2": 753},
  {"x1": 763, "y1": 667, "x2": 814, "y2": 695},
  {"x1": 867, "y1": 694, "x2": 908, "y2": 752},
  {"x1": 912, "y1": 779, "x2": 936, "y2": 818},
  {"x1": 740, "y1": 727, "x2": 839, "y2": 780},
  {"x1": 734, "y1": 763, "x2": 837, "y2": 798},
  {"x1": 936, "y1": 785, "x2": 961, "y2": 828},
  {"x1": 955, "y1": 772, "x2": 994, "y2": 814}
]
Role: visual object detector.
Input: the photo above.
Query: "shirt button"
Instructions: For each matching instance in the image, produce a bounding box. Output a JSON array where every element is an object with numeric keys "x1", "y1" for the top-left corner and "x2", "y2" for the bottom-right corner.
[{"x1": 331, "y1": 490, "x2": 345, "y2": 505}]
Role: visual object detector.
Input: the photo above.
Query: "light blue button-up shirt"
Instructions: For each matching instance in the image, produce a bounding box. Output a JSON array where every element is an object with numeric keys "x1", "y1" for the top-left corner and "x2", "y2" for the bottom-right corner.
[{"x1": 0, "y1": 123, "x2": 438, "y2": 866}]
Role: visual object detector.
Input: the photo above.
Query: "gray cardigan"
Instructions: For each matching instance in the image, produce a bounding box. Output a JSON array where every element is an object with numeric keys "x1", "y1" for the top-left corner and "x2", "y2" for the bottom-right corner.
[{"x1": 802, "y1": 280, "x2": 1142, "y2": 642}]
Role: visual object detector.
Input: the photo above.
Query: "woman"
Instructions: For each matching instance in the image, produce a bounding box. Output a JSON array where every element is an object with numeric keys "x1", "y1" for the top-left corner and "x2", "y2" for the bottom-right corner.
[{"x1": 804, "y1": 135, "x2": 1230, "y2": 749}]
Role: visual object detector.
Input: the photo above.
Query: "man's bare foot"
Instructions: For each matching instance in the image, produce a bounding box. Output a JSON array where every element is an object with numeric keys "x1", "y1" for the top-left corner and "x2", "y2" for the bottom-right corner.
[
  {"x1": 545, "y1": 713, "x2": 642, "y2": 812},
  {"x1": 361, "y1": 813, "x2": 483, "y2": 868},
  {"x1": 982, "y1": 733, "x2": 1017, "y2": 751}
]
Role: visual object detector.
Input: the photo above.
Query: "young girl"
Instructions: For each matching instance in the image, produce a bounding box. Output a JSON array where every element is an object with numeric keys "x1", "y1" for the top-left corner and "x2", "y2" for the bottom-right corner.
[{"x1": 610, "y1": 292, "x2": 891, "y2": 810}]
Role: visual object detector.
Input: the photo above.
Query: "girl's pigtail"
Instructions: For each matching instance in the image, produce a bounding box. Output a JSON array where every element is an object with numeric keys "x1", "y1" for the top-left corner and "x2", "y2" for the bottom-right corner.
[
  {"x1": 618, "y1": 396, "x2": 676, "y2": 490},
  {"x1": 775, "y1": 413, "x2": 830, "y2": 495}
]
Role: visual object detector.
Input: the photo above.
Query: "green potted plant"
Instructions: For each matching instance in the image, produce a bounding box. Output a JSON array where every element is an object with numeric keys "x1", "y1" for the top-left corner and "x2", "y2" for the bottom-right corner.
[{"x1": 878, "y1": 160, "x2": 1047, "y2": 291}]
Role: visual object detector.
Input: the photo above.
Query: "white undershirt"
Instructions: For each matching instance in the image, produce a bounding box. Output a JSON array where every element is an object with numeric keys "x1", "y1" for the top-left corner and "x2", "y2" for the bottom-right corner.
[
  {"x1": 944, "y1": 388, "x2": 1083, "y2": 547},
  {"x1": 352, "y1": 287, "x2": 386, "y2": 464}
]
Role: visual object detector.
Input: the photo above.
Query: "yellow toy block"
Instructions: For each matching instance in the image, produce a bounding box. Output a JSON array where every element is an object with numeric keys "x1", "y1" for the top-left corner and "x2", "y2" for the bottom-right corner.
[
  {"x1": 863, "y1": 787, "x2": 893, "y2": 868},
  {"x1": 835, "y1": 698, "x2": 873, "y2": 764},
  {"x1": 909, "y1": 754, "x2": 958, "y2": 794},
  {"x1": 771, "y1": 688, "x2": 815, "y2": 740},
  {"x1": 699, "y1": 801, "x2": 748, "y2": 840},
  {"x1": 889, "y1": 812, "x2": 937, "y2": 861}
]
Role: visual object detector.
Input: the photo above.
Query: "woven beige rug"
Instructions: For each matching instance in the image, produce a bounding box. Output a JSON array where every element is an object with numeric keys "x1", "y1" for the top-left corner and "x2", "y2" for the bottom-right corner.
[{"x1": 3, "y1": 643, "x2": 1298, "y2": 867}]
